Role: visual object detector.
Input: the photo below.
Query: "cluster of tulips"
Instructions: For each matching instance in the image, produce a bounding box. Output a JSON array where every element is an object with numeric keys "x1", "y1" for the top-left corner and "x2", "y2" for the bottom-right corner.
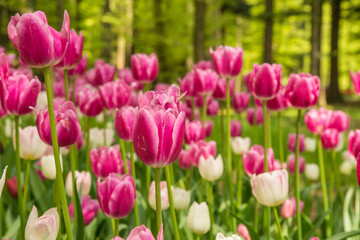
[{"x1": 1, "y1": 8, "x2": 360, "y2": 240}]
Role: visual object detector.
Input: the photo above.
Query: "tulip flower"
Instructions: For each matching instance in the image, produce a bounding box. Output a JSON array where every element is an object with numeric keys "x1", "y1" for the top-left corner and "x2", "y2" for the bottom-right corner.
[
  {"x1": 304, "y1": 108, "x2": 332, "y2": 134},
  {"x1": 350, "y1": 70, "x2": 360, "y2": 94},
  {"x1": 77, "y1": 86, "x2": 104, "y2": 117},
  {"x1": 13, "y1": 126, "x2": 47, "y2": 160},
  {"x1": 249, "y1": 63, "x2": 282, "y2": 100},
  {"x1": 65, "y1": 171, "x2": 91, "y2": 198},
  {"x1": 68, "y1": 55, "x2": 87, "y2": 76},
  {"x1": 233, "y1": 92, "x2": 251, "y2": 113},
  {"x1": 267, "y1": 85, "x2": 287, "y2": 111},
  {"x1": 148, "y1": 181, "x2": 172, "y2": 210},
  {"x1": 193, "y1": 69, "x2": 219, "y2": 95},
  {"x1": 340, "y1": 161, "x2": 355, "y2": 176},
  {"x1": 178, "y1": 149, "x2": 194, "y2": 169},
  {"x1": 90, "y1": 145, "x2": 125, "y2": 178},
  {"x1": 173, "y1": 187, "x2": 191, "y2": 210},
  {"x1": 310, "y1": 237, "x2": 320, "y2": 240},
  {"x1": 348, "y1": 130, "x2": 360, "y2": 158},
  {"x1": 287, "y1": 133, "x2": 305, "y2": 153},
  {"x1": 287, "y1": 154, "x2": 305, "y2": 174},
  {"x1": 246, "y1": 107, "x2": 263, "y2": 125},
  {"x1": 305, "y1": 137, "x2": 317, "y2": 152},
  {"x1": 85, "y1": 59, "x2": 115, "y2": 86},
  {"x1": 237, "y1": 224, "x2": 251, "y2": 240},
  {"x1": 321, "y1": 128, "x2": 339, "y2": 150},
  {"x1": 8, "y1": 11, "x2": 70, "y2": 68},
  {"x1": 213, "y1": 78, "x2": 235, "y2": 100},
  {"x1": 207, "y1": 98, "x2": 220, "y2": 116},
  {"x1": 210, "y1": 46, "x2": 243, "y2": 77},
  {"x1": 215, "y1": 233, "x2": 241, "y2": 240},
  {"x1": 185, "y1": 120, "x2": 205, "y2": 144},
  {"x1": 25, "y1": 206, "x2": 59, "y2": 240},
  {"x1": 304, "y1": 163, "x2": 319, "y2": 181},
  {"x1": 99, "y1": 80, "x2": 131, "y2": 110},
  {"x1": 118, "y1": 68, "x2": 143, "y2": 91},
  {"x1": 69, "y1": 196, "x2": 99, "y2": 226},
  {"x1": 187, "y1": 202, "x2": 210, "y2": 235},
  {"x1": 198, "y1": 155, "x2": 224, "y2": 181},
  {"x1": 231, "y1": 137, "x2": 251, "y2": 155},
  {"x1": 6, "y1": 176, "x2": 20, "y2": 198},
  {"x1": 190, "y1": 140, "x2": 217, "y2": 166},
  {"x1": 250, "y1": 169, "x2": 289, "y2": 207},
  {"x1": 56, "y1": 29, "x2": 83, "y2": 70},
  {"x1": 36, "y1": 100, "x2": 81, "y2": 147},
  {"x1": 133, "y1": 105, "x2": 185, "y2": 168},
  {"x1": 131, "y1": 53, "x2": 159, "y2": 82},
  {"x1": 194, "y1": 60, "x2": 212, "y2": 70},
  {"x1": 281, "y1": 197, "x2": 304, "y2": 219},
  {"x1": 0, "y1": 166, "x2": 7, "y2": 198},
  {"x1": 230, "y1": 120, "x2": 242, "y2": 137},
  {"x1": 328, "y1": 110, "x2": 350, "y2": 132},
  {"x1": 179, "y1": 72, "x2": 196, "y2": 98},
  {"x1": 242, "y1": 145, "x2": 276, "y2": 176},
  {"x1": 40, "y1": 154, "x2": 63, "y2": 180},
  {"x1": 97, "y1": 173, "x2": 136, "y2": 219},
  {"x1": 114, "y1": 106, "x2": 137, "y2": 141},
  {"x1": 89, "y1": 128, "x2": 114, "y2": 148},
  {"x1": 127, "y1": 225, "x2": 163, "y2": 240},
  {"x1": 204, "y1": 120, "x2": 214, "y2": 137},
  {"x1": 285, "y1": 73, "x2": 320, "y2": 109}
]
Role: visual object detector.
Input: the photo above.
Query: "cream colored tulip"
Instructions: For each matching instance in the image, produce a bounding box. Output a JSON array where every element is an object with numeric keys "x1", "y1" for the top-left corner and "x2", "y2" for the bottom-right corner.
[
  {"x1": 65, "y1": 171, "x2": 91, "y2": 198},
  {"x1": 216, "y1": 233, "x2": 241, "y2": 240},
  {"x1": 231, "y1": 137, "x2": 251, "y2": 155},
  {"x1": 187, "y1": 202, "x2": 210, "y2": 235},
  {"x1": 41, "y1": 154, "x2": 63, "y2": 180},
  {"x1": 198, "y1": 155, "x2": 223, "y2": 181},
  {"x1": 304, "y1": 163, "x2": 320, "y2": 181},
  {"x1": 173, "y1": 187, "x2": 191, "y2": 210},
  {"x1": 13, "y1": 126, "x2": 47, "y2": 160},
  {"x1": 25, "y1": 206, "x2": 59, "y2": 240}
]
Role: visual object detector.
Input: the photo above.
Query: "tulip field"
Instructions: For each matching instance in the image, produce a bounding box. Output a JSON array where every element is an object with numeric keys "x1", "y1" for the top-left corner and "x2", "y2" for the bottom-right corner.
[{"x1": 2, "y1": 7, "x2": 360, "y2": 240}]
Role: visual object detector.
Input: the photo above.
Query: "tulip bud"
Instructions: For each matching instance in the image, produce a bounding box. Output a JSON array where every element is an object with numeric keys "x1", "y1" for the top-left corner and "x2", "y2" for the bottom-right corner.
[
  {"x1": 267, "y1": 85, "x2": 287, "y2": 111},
  {"x1": 65, "y1": 171, "x2": 91, "y2": 198},
  {"x1": 56, "y1": 29, "x2": 83, "y2": 70},
  {"x1": 287, "y1": 154, "x2": 305, "y2": 174},
  {"x1": 179, "y1": 72, "x2": 196, "y2": 97},
  {"x1": 328, "y1": 110, "x2": 350, "y2": 132},
  {"x1": 207, "y1": 98, "x2": 219, "y2": 116},
  {"x1": 250, "y1": 169, "x2": 289, "y2": 207},
  {"x1": 69, "y1": 55, "x2": 87, "y2": 76},
  {"x1": 13, "y1": 126, "x2": 47, "y2": 160},
  {"x1": 287, "y1": 133, "x2": 305, "y2": 153},
  {"x1": 305, "y1": 137, "x2": 317, "y2": 152},
  {"x1": 173, "y1": 187, "x2": 191, "y2": 210},
  {"x1": 233, "y1": 92, "x2": 251, "y2": 113},
  {"x1": 25, "y1": 206, "x2": 59, "y2": 240},
  {"x1": 198, "y1": 155, "x2": 223, "y2": 181},
  {"x1": 193, "y1": 69, "x2": 219, "y2": 95},
  {"x1": 190, "y1": 140, "x2": 217, "y2": 166},
  {"x1": 99, "y1": 80, "x2": 131, "y2": 110},
  {"x1": 187, "y1": 202, "x2": 210, "y2": 235},
  {"x1": 131, "y1": 53, "x2": 159, "y2": 82},
  {"x1": 85, "y1": 59, "x2": 115, "y2": 86},
  {"x1": 215, "y1": 233, "x2": 241, "y2": 240},
  {"x1": 320, "y1": 128, "x2": 339, "y2": 150},
  {"x1": 90, "y1": 145, "x2": 126, "y2": 178},
  {"x1": 231, "y1": 137, "x2": 251, "y2": 155},
  {"x1": 194, "y1": 60, "x2": 212, "y2": 70},
  {"x1": 179, "y1": 149, "x2": 193, "y2": 169},
  {"x1": 204, "y1": 120, "x2": 214, "y2": 138},
  {"x1": 210, "y1": 46, "x2": 243, "y2": 77},
  {"x1": 246, "y1": 108, "x2": 263, "y2": 125},
  {"x1": 213, "y1": 78, "x2": 235, "y2": 100},
  {"x1": 304, "y1": 108, "x2": 331, "y2": 134},
  {"x1": 89, "y1": 128, "x2": 114, "y2": 148},
  {"x1": 0, "y1": 166, "x2": 7, "y2": 198},
  {"x1": 40, "y1": 154, "x2": 63, "y2": 180},
  {"x1": 237, "y1": 224, "x2": 250, "y2": 240},
  {"x1": 69, "y1": 196, "x2": 99, "y2": 226},
  {"x1": 304, "y1": 163, "x2": 319, "y2": 181},
  {"x1": 185, "y1": 120, "x2": 205, "y2": 144},
  {"x1": 127, "y1": 224, "x2": 163, "y2": 240},
  {"x1": 6, "y1": 176, "x2": 20, "y2": 198},
  {"x1": 242, "y1": 145, "x2": 276, "y2": 176},
  {"x1": 148, "y1": 181, "x2": 171, "y2": 210},
  {"x1": 349, "y1": 130, "x2": 360, "y2": 158},
  {"x1": 77, "y1": 86, "x2": 104, "y2": 117},
  {"x1": 97, "y1": 174, "x2": 136, "y2": 219},
  {"x1": 114, "y1": 106, "x2": 137, "y2": 142},
  {"x1": 280, "y1": 197, "x2": 304, "y2": 218},
  {"x1": 230, "y1": 120, "x2": 242, "y2": 137}
]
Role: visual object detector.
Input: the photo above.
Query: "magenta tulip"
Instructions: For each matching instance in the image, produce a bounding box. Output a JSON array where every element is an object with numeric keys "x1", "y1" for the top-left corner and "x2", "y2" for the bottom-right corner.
[
  {"x1": 328, "y1": 110, "x2": 350, "y2": 132},
  {"x1": 281, "y1": 197, "x2": 304, "y2": 219},
  {"x1": 69, "y1": 196, "x2": 99, "y2": 226},
  {"x1": 179, "y1": 149, "x2": 193, "y2": 169},
  {"x1": 230, "y1": 120, "x2": 242, "y2": 137},
  {"x1": 212, "y1": 78, "x2": 234, "y2": 100},
  {"x1": 131, "y1": 53, "x2": 159, "y2": 82},
  {"x1": 190, "y1": 140, "x2": 216, "y2": 166},
  {"x1": 209, "y1": 46, "x2": 243, "y2": 77},
  {"x1": 246, "y1": 107, "x2": 263, "y2": 125},
  {"x1": 204, "y1": 120, "x2": 214, "y2": 138},
  {"x1": 321, "y1": 128, "x2": 339, "y2": 150},
  {"x1": 114, "y1": 106, "x2": 137, "y2": 142},
  {"x1": 249, "y1": 63, "x2": 282, "y2": 100},
  {"x1": 8, "y1": 11, "x2": 70, "y2": 68},
  {"x1": 97, "y1": 173, "x2": 136, "y2": 219},
  {"x1": 179, "y1": 72, "x2": 196, "y2": 98},
  {"x1": 90, "y1": 145, "x2": 126, "y2": 178},
  {"x1": 194, "y1": 60, "x2": 212, "y2": 70},
  {"x1": 85, "y1": 59, "x2": 115, "y2": 86},
  {"x1": 350, "y1": 70, "x2": 360, "y2": 94},
  {"x1": 36, "y1": 100, "x2": 81, "y2": 147},
  {"x1": 233, "y1": 92, "x2": 251, "y2": 113},
  {"x1": 127, "y1": 224, "x2": 163, "y2": 240},
  {"x1": 242, "y1": 145, "x2": 276, "y2": 176},
  {"x1": 285, "y1": 73, "x2": 320, "y2": 108},
  {"x1": 349, "y1": 130, "x2": 360, "y2": 158},
  {"x1": 68, "y1": 54, "x2": 87, "y2": 76},
  {"x1": 77, "y1": 86, "x2": 104, "y2": 117},
  {"x1": 56, "y1": 29, "x2": 83, "y2": 70},
  {"x1": 118, "y1": 67, "x2": 143, "y2": 91},
  {"x1": 193, "y1": 69, "x2": 219, "y2": 95},
  {"x1": 287, "y1": 133, "x2": 305, "y2": 153},
  {"x1": 304, "y1": 108, "x2": 331, "y2": 134},
  {"x1": 287, "y1": 154, "x2": 305, "y2": 174},
  {"x1": 267, "y1": 85, "x2": 287, "y2": 111},
  {"x1": 207, "y1": 98, "x2": 219, "y2": 116},
  {"x1": 185, "y1": 120, "x2": 205, "y2": 144},
  {"x1": 99, "y1": 80, "x2": 131, "y2": 110}
]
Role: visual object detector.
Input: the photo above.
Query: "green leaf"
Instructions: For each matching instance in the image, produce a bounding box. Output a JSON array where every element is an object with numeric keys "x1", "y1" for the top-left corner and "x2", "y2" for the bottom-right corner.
[
  {"x1": 303, "y1": 208, "x2": 331, "y2": 240},
  {"x1": 74, "y1": 177, "x2": 85, "y2": 240},
  {"x1": 230, "y1": 213, "x2": 260, "y2": 240},
  {"x1": 29, "y1": 167, "x2": 51, "y2": 212},
  {"x1": 326, "y1": 230, "x2": 360, "y2": 240}
]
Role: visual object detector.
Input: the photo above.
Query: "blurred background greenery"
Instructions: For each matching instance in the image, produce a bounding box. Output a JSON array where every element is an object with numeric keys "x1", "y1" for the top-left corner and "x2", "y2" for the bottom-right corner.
[{"x1": 1, "y1": 0, "x2": 360, "y2": 104}]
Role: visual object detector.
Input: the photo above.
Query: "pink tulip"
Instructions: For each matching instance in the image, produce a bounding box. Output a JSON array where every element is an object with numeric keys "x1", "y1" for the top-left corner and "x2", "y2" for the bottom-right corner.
[
  {"x1": 233, "y1": 92, "x2": 251, "y2": 113},
  {"x1": 210, "y1": 46, "x2": 243, "y2": 77},
  {"x1": 155, "y1": 83, "x2": 170, "y2": 92},
  {"x1": 193, "y1": 69, "x2": 219, "y2": 95},
  {"x1": 90, "y1": 145, "x2": 126, "y2": 178},
  {"x1": 304, "y1": 108, "x2": 332, "y2": 134},
  {"x1": 111, "y1": 237, "x2": 124, "y2": 240},
  {"x1": 190, "y1": 140, "x2": 216, "y2": 166},
  {"x1": 266, "y1": 85, "x2": 287, "y2": 111},
  {"x1": 99, "y1": 80, "x2": 131, "y2": 110},
  {"x1": 7, "y1": 11, "x2": 70, "y2": 68},
  {"x1": 204, "y1": 120, "x2": 214, "y2": 138},
  {"x1": 242, "y1": 145, "x2": 276, "y2": 176},
  {"x1": 287, "y1": 154, "x2": 305, "y2": 174},
  {"x1": 97, "y1": 173, "x2": 136, "y2": 219},
  {"x1": 285, "y1": 73, "x2": 320, "y2": 108},
  {"x1": 128, "y1": 91, "x2": 138, "y2": 107},
  {"x1": 350, "y1": 70, "x2": 360, "y2": 94},
  {"x1": 349, "y1": 130, "x2": 360, "y2": 158},
  {"x1": 131, "y1": 53, "x2": 159, "y2": 82},
  {"x1": 85, "y1": 59, "x2": 115, "y2": 86},
  {"x1": 185, "y1": 120, "x2": 205, "y2": 144},
  {"x1": 119, "y1": 68, "x2": 143, "y2": 91},
  {"x1": 25, "y1": 206, "x2": 59, "y2": 239},
  {"x1": 36, "y1": 100, "x2": 81, "y2": 147},
  {"x1": 77, "y1": 86, "x2": 104, "y2": 117},
  {"x1": 133, "y1": 105, "x2": 185, "y2": 168},
  {"x1": 178, "y1": 149, "x2": 194, "y2": 169},
  {"x1": 179, "y1": 72, "x2": 196, "y2": 97},
  {"x1": 207, "y1": 98, "x2": 219, "y2": 116},
  {"x1": 230, "y1": 120, "x2": 242, "y2": 137},
  {"x1": 194, "y1": 60, "x2": 212, "y2": 70},
  {"x1": 6, "y1": 176, "x2": 19, "y2": 198},
  {"x1": 212, "y1": 78, "x2": 235, "y2": 100},
  {"x1": 68, "y1": 54, "x2": 87, "y2": 76},
  {"x1": 237, "y1": 224, "x2": 251, "y2": 240},
  {"x1": 287, "y1": 133, "x2": 305, "y2": 153},
  {"x1": 127, "y1": 224, "x2": 163, "y2": 240},
  {"x1": 114, "y1": 106, "x2": 137, "y2": 142},
  {"x1": 310, "y1": 237, "x2": 320, "y2": 240},
  {"x1": 328, "y1": 110, "x2": 350, "y2": 132},
  {"x1": 249, "y1": 63, "x2": 282, "y2": 100},
  {"x1": 281, "y1": 197, "x2": 304, "y2": 219},
  {"x1": 321, "y1": 128, "x2": 339, "y2": 150},
  {"x1": 246, "y1": 108, "x2": 263, "y2": 125},
  {"x1": 69, "y1": 196, "x2": 99, "y2": 226},
  {"x1": 56, "y1": 29, "x2": 83, "y2": 70}
]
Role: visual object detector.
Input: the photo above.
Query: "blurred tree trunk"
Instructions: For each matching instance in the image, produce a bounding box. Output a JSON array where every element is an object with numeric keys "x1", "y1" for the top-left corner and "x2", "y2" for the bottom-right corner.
[
  {"x1": 311, "y1": 0, "x2": 325, "y2": 106},
  {"x1": 57, "y1": 0, "x2": 64, "y2": 29},
  {"x1": 116, "y1": 0, "x2": 132, "y2": 69},
  {"x1": 101, "y1": 0, "x2": 113, "y2": 61},
  {"x1": 263, "y1": 0, "x2": 273, "y2": 63},
  {"x1": 154, "y1": 0, "x2": 166, "y2": 81},
  {"x1": 327, "y1": 0, "x2": 342, "y2": 103},
  {"x1": 194, "y1": 0, "x2": 206, "y2": 63},
  {"x1": 75, "y1": 0, "x2": 81, "y2": 31}
]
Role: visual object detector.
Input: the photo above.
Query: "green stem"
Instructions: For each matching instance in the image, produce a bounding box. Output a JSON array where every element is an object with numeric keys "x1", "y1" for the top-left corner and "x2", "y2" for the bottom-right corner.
[
  {"x1": 254, "y1": 200, "x2": 259, "y2": 231},
  {"x1": 236, "y1": 154, "x2": 243, "y2": 207},
  {"x1": 44, "y1": 67, "x2": 73, "y2": 240},
  {"x1": 196, "y1": 234, "x2": 200, "y2": 240},
  {"x1": 103, "y1": 110, "x2": 107, "y2": 146},
  {"x1": 277, "y1": 112, "x2": 284, "y2": 165},
  {"x1": 295, "y1": 109, "x2": 302, "y2": 240},
  {"x1": 14, "y1": 116, "x2": 25, "y2": 240},
  {"x1": 164, "y1": 166, "x2": 180, "y2": 240},
  {"x1": 201, "y1": 95, "x2": 207, "y2": 125},
  {"x1": 154, "y1": 168, "x2": 162, "y2": 233},
  {"x1": 200, "y1": 178, "x2": 204, "y2": 202},
  {"x1": 317, "y1": 136, "x2": 330, "y2": 237},
  {"x1": 111, "y1": 218, "x2": 119, "y2": 236},
  {"x1": 220, "y1": 101, "x2": 225, "y2": 155},
  {"x1": 273, "y1": 207, "x2": 284, "y2": 240},
  {"x1": 53, "y1": 182, "x2": 62, "y2": 240},
  {"x1": 331, "y1": 150, "x2": 344, "y2": 205},
  {"x1": 207, "y1": 181, "x2": 214, "y2": 239},
  {"x1": 186, "y1": 167, "x2": 193, "y2": 190},
  {"x1": 120, "y1": 139, "x2": 129, "y2": 174},
  {"x1": 130, "y1": 142, "x2": 140, "y2": 226},
  {"x1": 85, "y1": 116, "x2": 91, "y2": 171},
  {"x1": 22, "y1": 161, "x2": 31, "y2": 209},
  {"x1": 263, "y1": 104, "x2": 268, "y2": 172},
  {"x1": 64, "y1": 70, "x2": 69, "y2": 100}
]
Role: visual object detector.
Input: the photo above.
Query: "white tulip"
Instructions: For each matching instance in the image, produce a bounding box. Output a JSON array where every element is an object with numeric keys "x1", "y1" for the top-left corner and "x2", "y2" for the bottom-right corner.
[
  {"x1": 342, "y1": 151, "x2": 357, "y2": 165},
  {"x1": 41, "y1": 154, "x2": 63, "y2": 180},
  {"x1": 305, "y1": 137, "x2": 317, "y2": 152},
  {"x1": 65, "y1": 171, "x2": 91, "y2": 198},
  {"x1": 0, "y1": 166, "x2": 8, "y2": 198},
  {"x1": 187, "y1": 202, "x2": 210, "y2": 235},
  {"x1": 173, "y1": 187, "x2": 191, "y2": 210},
  {"x1": 198, "y1": 155, "x2": 223, "y2": 181},
  {"x1": 89, "y1": 127, "x2": 114, "y2": 148},
  {"x1": 216, "y1": 233, "x2": 242, "y2": 240},
  {"x1": 231, "y1": 137, "x2": 251, "y2": 155},
  {"x1": 34, "y1": 91, "x2": 48, "y2": 112},
  {"x1": 13, "y1": 126, "x2": 47, "y2": 160},
  {"x1": 25, "y1": 206, "x2": 59, "y2": 240},
  {"x1": 304, "y1": 163, "x2": 320, "y2": 181},
  {"x1": 340, "y1": 161, "x2": 354, "y2": 176}
]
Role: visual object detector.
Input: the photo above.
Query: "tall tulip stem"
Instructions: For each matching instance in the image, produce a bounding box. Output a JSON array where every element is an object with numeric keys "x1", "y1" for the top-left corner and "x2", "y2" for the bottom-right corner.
[
  {"x1": 154, "y1": 168, "x2": 162, "y2": 233},
  {"x1": 44, "y1": 67, "x2": 74, "y2": 240},
  {"x1": 277, "y1": 112, "x2": 284, "y2": 164},
  {"x1": 129, "y1": 142, "x2": 140, "y2": 226},
  {"x1": 236, "y1": 154, "x2": 243, "y2": 207},
  {"x1": 85, "y1": 116, "x2": 91, "y2": 171},
  {"x1": 201, "y1": 95, "x2": 207, "y2": 125},
  {"x1": 263, "y1": 102, "x2": 270, "y2": 239},
  {"x1": 331, "y1": 150, "x2": 343, "y2": 204},
  {"x1": 22, "y1": 161, "x2": 31, "y2": 208},
  {"x1": 273, "y1": 207, "x2": 284, "y2": 240},
  {"x1": 164, "y1": 166, "x2": 180, "y2": 240},
  {"x1": 295, "y1": 109, "x2": 302, "y2": 240},
  {"x1": 120, "y1": 139, "x2": 129, "y2": 174},
  {"x1": 14, "y1": 116, "x2": 25, "y2": 240},
  {"x1": 207, "y1": 181, "x2": 214, "y2": 238},
  {"x1": 64, "y1": 70, "x2": 70, "y2": 100}
]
